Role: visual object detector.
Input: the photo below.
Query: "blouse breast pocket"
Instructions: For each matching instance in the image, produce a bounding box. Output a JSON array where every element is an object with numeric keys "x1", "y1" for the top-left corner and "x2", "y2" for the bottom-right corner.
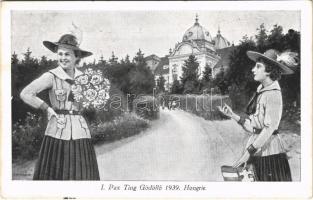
[
  {"x1": 55, "y1": 89, "x2": 67, "y2": 102},
  {"x1": 56, "y1": 116, "x2": 67, "y2": 130}
]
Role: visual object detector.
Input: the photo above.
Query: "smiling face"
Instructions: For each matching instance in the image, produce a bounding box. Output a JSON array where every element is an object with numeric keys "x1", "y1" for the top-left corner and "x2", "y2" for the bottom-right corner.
[
  {"x1": 252, "y1": 61, "x2": 270, "y2": 82},
  {"x1": 57, "y1": 46, "x2": 78, "y2": 70}
]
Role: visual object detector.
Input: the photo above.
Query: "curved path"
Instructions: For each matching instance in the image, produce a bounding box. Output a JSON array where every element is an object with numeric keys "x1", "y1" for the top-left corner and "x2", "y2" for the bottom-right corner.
[
  {"x1": 96, "y1": 109, "x2": 248, "y2": 181},
  {"x1": 12, "y1": 109, "x2": 300, "y2": 181}
]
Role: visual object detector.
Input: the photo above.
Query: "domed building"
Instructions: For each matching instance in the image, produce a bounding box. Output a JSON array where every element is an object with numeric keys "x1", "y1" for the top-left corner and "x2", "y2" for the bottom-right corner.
[
  {"x1": 167, "y1": 15, "x2": 220, "y2": 85},
  {"x1": 147, "y1": 15, "x2": 233, "y2": 91},
  {"x1": 213, "y1": 27, "x2": 231, "y2": 49}
]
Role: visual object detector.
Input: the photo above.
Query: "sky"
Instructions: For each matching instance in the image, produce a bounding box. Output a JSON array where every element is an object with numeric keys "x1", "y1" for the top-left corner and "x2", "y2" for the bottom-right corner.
[{"x1": 11, "y1": 10, "x2": 300, "y2": 63}]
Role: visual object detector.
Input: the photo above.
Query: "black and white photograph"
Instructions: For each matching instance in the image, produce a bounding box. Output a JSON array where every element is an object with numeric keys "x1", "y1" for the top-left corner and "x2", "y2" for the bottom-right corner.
[{"x1": 1, "y1": 1, "x2": 312, "y2": 199}]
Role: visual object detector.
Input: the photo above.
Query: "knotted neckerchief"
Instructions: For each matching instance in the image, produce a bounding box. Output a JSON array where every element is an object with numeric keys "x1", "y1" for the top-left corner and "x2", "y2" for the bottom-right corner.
[
  {"x1": 65, "y1": 79, "x2": 75, "y2": 102},
  {"x1": 245, "y1": 87, "x2": 280, "y2": 115},
  {"x1": 245, "y1": 91, "x2": 260, "y2": 115}
]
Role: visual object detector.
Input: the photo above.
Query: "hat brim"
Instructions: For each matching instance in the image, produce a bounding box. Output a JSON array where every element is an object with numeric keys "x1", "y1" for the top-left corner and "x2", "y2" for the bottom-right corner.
[
  {"x1": 247, "y1": 51, "x2": 294, "y2": 75},
  {"x1": 43, "y1": 41, "x2": 92, "y2": 58}
]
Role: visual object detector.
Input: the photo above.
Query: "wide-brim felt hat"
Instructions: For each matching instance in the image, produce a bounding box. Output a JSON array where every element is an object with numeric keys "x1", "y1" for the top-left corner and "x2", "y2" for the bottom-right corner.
[
  {"x1": 43, "y1": 34, "x2": 92, "y2": 58},
  {"x1": 247, "y1": 49, "x2": 294, "y2": 75}
]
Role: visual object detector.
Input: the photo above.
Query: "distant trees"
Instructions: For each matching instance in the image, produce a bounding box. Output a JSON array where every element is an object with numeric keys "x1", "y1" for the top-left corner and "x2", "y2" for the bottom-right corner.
[
  {"x1": 12, "y1": 48, "x2": 155, "y2": 124},
  {"x1": 12, "y1": 49, "x2": 57, "y2": 123},
  {"x1": 226, "y1": 24, "x2": 300, "y2": 111}
]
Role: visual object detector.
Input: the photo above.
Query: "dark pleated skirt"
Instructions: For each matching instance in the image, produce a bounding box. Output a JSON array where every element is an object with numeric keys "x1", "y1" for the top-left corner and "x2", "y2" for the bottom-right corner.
[
  {"x1": 249, "y1": 153, "x2": 292, "y2": 181},
  {"x1": 33, "y1": 136, "x2": 100, "y2": 180}
]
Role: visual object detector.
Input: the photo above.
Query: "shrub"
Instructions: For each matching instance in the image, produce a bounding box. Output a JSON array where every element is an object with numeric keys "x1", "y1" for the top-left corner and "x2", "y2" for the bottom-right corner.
[
  {"x1": 12, "y1": 112, "x2": 46, "y2": 161},
  {"x1": 132, "y1": 95, "x2": 159, "y2": 120},
  {"x1": 165, "y1": 94, "x2": 231, "y2": 120},
  {"x1": 90, "y1": 112, "x2": 150, "y2": 144}
]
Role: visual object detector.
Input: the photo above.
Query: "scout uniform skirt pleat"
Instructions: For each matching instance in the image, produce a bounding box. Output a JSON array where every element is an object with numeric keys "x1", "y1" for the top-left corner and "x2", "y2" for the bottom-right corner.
[
  {"x1": 249, "y1": 153, "x2": 292, "y2": 181},
  {"x1": 33, "y1": 135, "x2": 100, "y2": 180}
]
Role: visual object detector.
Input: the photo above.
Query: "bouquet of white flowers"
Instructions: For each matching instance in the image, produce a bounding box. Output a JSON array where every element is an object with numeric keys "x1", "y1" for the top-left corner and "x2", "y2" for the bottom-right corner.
[{"x1": 71, "y1": 68, "x2": 110, "y2": 110}]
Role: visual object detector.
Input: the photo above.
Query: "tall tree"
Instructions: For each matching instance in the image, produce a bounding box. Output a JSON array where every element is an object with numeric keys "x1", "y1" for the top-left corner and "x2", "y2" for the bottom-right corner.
[
  {"x1": 156, "y1": 76, "x2": 166, "y2": 92},
  {"x1": 180, "y1": 55, "x2": 200, "y2": 94},
  {"x1": 267, "y1": 24, "x2": 284, "y2": 51},
  {"x1": 109, "y1": 52, "x2": 118, "y2": 65},
  {"x1": 12, "y1": 52, "x2": 19, "y2": 65},
  {"x1": 200, "y1": 64, "x2": 213, "y2": 91},
  {"x1": 255, "y1": 23, "x2": 268, "y2": 52},
  {"x1": 133, "y1": 49, "x2": 145, "y2": 64}
]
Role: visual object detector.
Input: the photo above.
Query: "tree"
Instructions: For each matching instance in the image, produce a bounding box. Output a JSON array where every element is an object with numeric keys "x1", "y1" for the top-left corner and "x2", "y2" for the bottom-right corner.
[
  {"x1": 171, "y1": 79, "x2": 183, "y2": 94},
  {"x1": 124, "y1": 54, "x2": 131, "y2": 64},
  {"x1": 12, "y1": 52, "x2": 19, "y2": 65},
  {"x1": 128, "y1": 49, "x2": 155, "y2": 95},
  {"x1": 255, "y1": 23, "x2": 268, "y2": 52},
  {"x1": 109, "y1": 52, "x2": 118, "y2": 65},
  {"x1": 180, "y1": 55, "x2": 200, "y2": 94},
  {"x1": 156, "y1": 76, "x2": 166, "y2": 93},
  {"x1": 267, "y1": 24, "x2": 284, "y2": 51},
  {"x1": 227, "y1": 24, "x2": 301, "y2": 112},
  {"x1": 133, "y1": 49, "x2": 145, "y2": 64},
  {"x1": 213, "y1": 67, "x2": 228, "y2": 95},
  {"x1": 200, "y1": 64, "x2": 213, "y2": 91}
]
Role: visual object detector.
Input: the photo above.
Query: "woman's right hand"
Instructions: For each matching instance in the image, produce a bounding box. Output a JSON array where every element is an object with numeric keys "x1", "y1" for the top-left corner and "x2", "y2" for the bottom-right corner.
[
  {"x1": 47, "y1": 107, "x2": 59, "y2": 120},
  {"x1": 217, "y1": 104, "x2": 234, "y2": 118}
]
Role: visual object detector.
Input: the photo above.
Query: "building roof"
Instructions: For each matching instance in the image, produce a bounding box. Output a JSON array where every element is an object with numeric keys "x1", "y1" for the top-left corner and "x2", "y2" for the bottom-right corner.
[
  {"x1": 182, "y1": 15, "x2": 212, "y2": 43},
  {"x1": 154, "y1": 56, "x2": 169, "y2": 75},
  {"x1": 213, "y1": 29, "x2": 231, "y2": 50},
  {"x1": 144, "y1": 54, "x2": 161, "y2": 61}
]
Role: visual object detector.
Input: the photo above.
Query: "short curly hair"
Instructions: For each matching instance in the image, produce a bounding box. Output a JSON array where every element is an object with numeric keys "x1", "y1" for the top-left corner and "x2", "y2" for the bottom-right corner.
[{"x1": 257, "y1": 58, "x2": 282, "y2": 81}]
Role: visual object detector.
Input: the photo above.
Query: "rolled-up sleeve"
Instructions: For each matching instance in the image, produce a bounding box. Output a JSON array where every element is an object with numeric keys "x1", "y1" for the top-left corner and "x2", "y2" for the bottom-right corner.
[
  {"x1": 20, "y1": 72, "x2": 53, "y2": 109},
  {"x1": 252, "y1": 91, "x2": 282, "y2": 149}
]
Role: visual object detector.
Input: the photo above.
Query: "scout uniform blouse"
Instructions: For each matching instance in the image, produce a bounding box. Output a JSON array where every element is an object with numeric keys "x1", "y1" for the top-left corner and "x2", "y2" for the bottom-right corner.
[
  {"x1": 20, "y1": 66, "x2": 91, "y2": 140},
  {"x1": 241, "y1": 81, "x2": 285, "y2": 157}
]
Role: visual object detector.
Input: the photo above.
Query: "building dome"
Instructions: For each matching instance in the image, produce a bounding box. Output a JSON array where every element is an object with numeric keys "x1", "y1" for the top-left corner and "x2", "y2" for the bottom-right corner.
[
  {"x1": 213, "y1": 28, "x2": 231, "y2": 49},
  {"x1": 182, "y1": 15, "x2": 212, "y2": 42}
]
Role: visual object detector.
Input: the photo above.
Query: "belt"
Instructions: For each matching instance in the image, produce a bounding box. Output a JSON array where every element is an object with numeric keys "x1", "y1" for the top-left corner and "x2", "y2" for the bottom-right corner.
[
  {"x1": 55, "y1": 110, "x2": 81, "y2": 115},
  {"x1": 253, "y1": 128, "x2": 279, "y2": 135}
]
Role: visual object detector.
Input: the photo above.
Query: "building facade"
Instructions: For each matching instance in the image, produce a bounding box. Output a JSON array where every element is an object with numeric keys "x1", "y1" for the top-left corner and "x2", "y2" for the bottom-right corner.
[{"x1": 145, "y1": 15, "x2": 233, "y2": 91}]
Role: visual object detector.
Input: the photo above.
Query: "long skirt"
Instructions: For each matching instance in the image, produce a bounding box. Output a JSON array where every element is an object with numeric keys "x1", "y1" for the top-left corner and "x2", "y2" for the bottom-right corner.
[
  {"x1": 249, "y1": 153, "x2": 292, "y2": 181},
  {"x1": 33, "y1": 136, "x2": 100, "y2": 180}
]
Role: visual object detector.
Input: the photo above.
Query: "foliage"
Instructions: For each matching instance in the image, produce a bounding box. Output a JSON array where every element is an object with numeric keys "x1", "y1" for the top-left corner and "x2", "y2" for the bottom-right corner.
[
  {"x1": 255, "y1": 23, "x2": 269, "y2": 52},
  {"x1": 12, "y1": 50, "x2": 57, "y2": 124},
  {"x1": 226, "y1": 25, "x2": 300, "y2": 113},
  {"x1": 180, "y1": 55, "x2": 201, "y2": 94},
  {"x1": 170, "y1": 79, "x2": 183, "y2": 94},
  {"x1": 133, "y1": 95, "x2": 159, "y2": 120},
  {"x1": 164, "y1": 94, "x2": 231, "y2": 120},
  {"x1": 12, "y1": 112, "x2": 46, "y2": 161},
  {"x1": 12, "y1": 111, "x2": 150, "y2": 161},
  {"x1": 12, "y1": 48, "x2": 156, "y2": 124},
  {"x1": 156, "y1": 76, "x2": 166, "y2": 93},
  {"x1": 90, "y1": 112, "x2": 150, "y2": 144},
  {"x1": 200, "y1": 64, "x2": 213, "y2": 92}
]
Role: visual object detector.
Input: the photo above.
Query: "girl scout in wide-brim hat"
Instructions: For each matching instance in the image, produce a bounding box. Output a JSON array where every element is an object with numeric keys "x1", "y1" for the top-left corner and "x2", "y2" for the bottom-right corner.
[
  {"x1": 43, "y1": 34, "x2": 92, "y2": 58},
  {"x1": 246, "y1": 49, "x2": 296, "y2": 75},
  {"x1": 219, "y1": 48, "x2": 298, "y2": 181}
]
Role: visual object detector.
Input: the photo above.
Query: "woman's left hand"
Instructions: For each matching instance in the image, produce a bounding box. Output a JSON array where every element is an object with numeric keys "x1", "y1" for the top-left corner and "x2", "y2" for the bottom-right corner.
[{"x1": 232, "y1": 151, "x2": 250, "y2": 168}]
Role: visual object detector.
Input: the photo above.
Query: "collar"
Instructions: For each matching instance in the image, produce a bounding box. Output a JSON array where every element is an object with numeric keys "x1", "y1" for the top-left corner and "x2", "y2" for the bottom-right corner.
[
  {"x1": 49, "y1": 66, "x2": 83, "y2": 80},
  {"x1": 257, "y1": 81, "x2": 281, "y2": 93}
]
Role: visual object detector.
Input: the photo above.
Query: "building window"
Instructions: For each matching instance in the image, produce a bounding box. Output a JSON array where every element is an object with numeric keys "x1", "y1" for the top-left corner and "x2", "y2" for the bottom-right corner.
[
  {"x1": 172, "y1": 64, "x2": 178, "y2": 73},
  {"x1": 172, "y1": 64, "x2": 178, "y2": 80}
]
